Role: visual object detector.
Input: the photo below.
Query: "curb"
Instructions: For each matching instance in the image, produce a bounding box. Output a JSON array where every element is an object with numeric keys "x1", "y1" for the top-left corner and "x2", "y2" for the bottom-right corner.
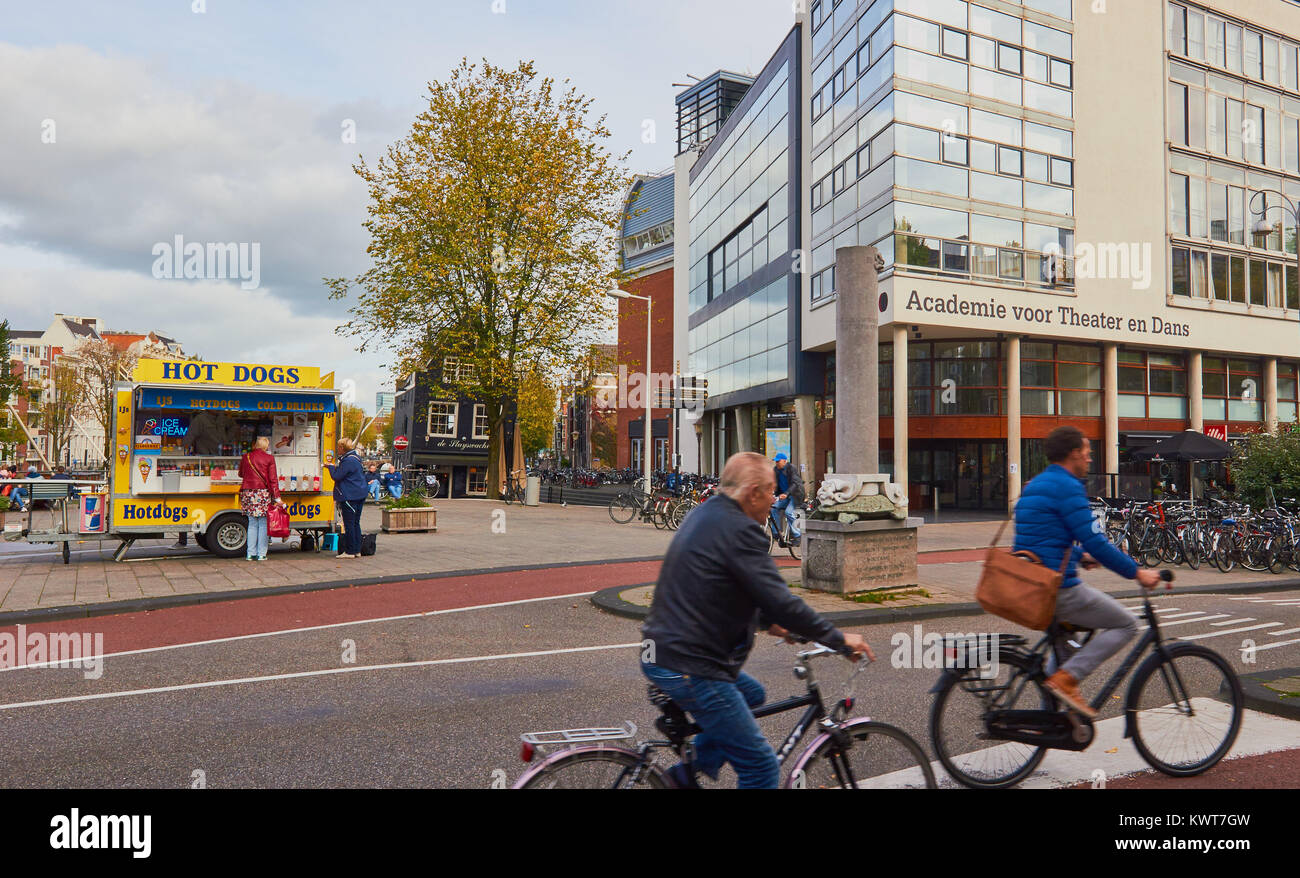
[
  {"x1": 591, "y1": 576, "x2": 1300, "y2": 627},
  {"x1": 0, "y1": 555, "x2": 667, "y2": 627},
  {"x1": 1235, "y1": 666, "x2": 1300, "y2": 722}
]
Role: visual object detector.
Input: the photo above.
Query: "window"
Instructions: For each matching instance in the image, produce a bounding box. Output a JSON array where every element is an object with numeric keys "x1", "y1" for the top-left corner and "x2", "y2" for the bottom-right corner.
[
  {"x1": 1203, "y1": 357, "x2": 1262, "y2": 422},
  {"x1": 472, "y1": 404, "x2": 489, "y2": 439},
  {"x1": 427, "y1": 401, "x2": 457, "y2": 438},
  {"x1": 998, "y1": 146, "x2": 1022, "y2": 176},
  {"x1": 443, "y1": 357, "x2": 476, "y2": 384},
  {"x1": 942, "y1": 28, "x2": 967, "y2": 60},
  {"x1": 997, "y1": 44, "x2": 1022, "y2": 75},
  {"x1": 467, "y1": 467, "x2": 487, "y2": 496},
  {"x1": 942, "y1": 135, "x2": 968, "y2": 166}
]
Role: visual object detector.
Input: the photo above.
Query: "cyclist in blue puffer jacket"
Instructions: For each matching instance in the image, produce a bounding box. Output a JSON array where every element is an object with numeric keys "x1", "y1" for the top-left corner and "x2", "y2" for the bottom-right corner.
[{"x1": 1014, "y1": 426, "x2": 1161, "y2": 717}]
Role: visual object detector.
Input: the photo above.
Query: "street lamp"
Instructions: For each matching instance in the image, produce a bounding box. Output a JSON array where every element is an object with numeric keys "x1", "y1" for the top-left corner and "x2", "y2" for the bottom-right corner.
[
  {"x1": 607, "y1": 287, "x2": 652, "y2": 489},
  {"x1": 1249, "y1": 188, "x2": 1299, "y2": 312}
]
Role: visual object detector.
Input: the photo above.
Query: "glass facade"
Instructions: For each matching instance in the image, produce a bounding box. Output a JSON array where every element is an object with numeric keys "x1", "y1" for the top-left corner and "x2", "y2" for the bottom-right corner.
[
  {"x1": 687, "y1": 39, "x2": 797, "y2": 403},
  {"x1": 1166, "y1": 2, "x2": 1300, "y2": 309},
  {"x1": 808, "y1": 0, "x2": 1076, "y2": 304}
]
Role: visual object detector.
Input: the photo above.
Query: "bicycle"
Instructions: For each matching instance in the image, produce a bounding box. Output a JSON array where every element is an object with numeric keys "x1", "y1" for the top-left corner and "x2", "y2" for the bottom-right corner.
[
  {"x1": 501, "y1": 470, "x2": 525, "y2": 505},
  {"x1": 765, "y1": 500, "x2": 803, "y2": 560},
  {"x1": 512, "y1": 642, "x2": 937, "y2": 789},
  {"x1": 929, "y1": 570, "x2": 1243, "y2": 789}
]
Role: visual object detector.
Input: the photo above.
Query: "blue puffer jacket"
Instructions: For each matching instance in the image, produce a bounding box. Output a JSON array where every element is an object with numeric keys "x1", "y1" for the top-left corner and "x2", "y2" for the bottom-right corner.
[
  {"x1": 1013, "y1": 464, "x2": 1137, "y2": 589},
  {"x1": 326, "y1": 450, "x2": 369, "y2": 502}
]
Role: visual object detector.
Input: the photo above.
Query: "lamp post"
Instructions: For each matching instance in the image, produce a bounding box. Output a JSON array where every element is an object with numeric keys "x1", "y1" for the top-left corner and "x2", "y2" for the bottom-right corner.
[
  {"x1": 607, "y1": 288, "x2": 652, "y2": 489},
  {"x1": 1249, "y1": 188, "x2": 1299, "y2": 310}
]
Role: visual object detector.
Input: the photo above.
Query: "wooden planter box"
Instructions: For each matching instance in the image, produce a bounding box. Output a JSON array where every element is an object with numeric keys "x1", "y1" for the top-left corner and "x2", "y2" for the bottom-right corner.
[{"x1": 381, "y1": 506, "x2": 437, "y2": 533}]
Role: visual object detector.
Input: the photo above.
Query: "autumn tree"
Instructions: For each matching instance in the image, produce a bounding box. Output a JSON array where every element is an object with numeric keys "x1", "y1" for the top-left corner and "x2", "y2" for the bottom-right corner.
[
  {"x1": 72, "y1": 337, "x2": 140, "y2": 466},
  {"x1": 327, "y1": 59, "x2": 626, "y2": 498},
  {"x1": 516, "y1": 368, "x2": 557, "y2": 457},
  {"x1": 42, "y1": 362, "x2": 86, "y2": 467}
]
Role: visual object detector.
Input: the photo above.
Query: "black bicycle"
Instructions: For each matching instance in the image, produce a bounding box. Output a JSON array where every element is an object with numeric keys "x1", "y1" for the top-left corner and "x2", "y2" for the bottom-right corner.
[
  {"x1": 765, "y1": 501, "x2": 802, "y2": 560},
  {"x1": 513, "y1": 643, "x2": 936, "y2": 789},
  {"x1": 502, "y1": 471, "x2": 525, "y2": 505},
  {"x1": 929, "y1": 571, "x2": 1243, "y2": 789}
]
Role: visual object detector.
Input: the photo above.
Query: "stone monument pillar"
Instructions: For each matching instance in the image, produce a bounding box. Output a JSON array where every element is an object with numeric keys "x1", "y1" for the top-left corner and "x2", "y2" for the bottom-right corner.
[{"x1": 801, "y1": 245, "x2": 923, "y2": 593}]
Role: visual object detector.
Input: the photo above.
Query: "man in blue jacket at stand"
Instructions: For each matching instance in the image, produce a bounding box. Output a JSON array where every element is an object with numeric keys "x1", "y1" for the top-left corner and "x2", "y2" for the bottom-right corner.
[{"x1": 1014, "y1": 426, "x2": 1160, "y2": 717}]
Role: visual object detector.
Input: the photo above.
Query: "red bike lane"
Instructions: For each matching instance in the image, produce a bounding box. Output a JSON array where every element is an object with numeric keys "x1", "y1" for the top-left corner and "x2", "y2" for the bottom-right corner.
[{"x1": 0, "y1": 550, "x2": 960, "y2": 659}]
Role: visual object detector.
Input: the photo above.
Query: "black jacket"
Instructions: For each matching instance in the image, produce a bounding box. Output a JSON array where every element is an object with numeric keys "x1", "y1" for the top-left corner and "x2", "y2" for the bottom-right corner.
[
  {"x1": 641, "y1": 493, "x2": 845, "y2": 681},
  {"x1": 775, "y1": 463, "x2": 805, "y2": 504}
]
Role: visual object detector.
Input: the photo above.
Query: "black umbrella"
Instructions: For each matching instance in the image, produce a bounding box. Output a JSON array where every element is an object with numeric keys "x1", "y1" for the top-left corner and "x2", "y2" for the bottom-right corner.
[{"x1": 1131, "y1": 429, "x2": 1232, "y2": 461}]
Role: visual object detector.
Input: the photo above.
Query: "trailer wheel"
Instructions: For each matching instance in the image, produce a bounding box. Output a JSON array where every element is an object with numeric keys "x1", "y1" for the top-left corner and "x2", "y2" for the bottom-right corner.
[{"x1": 205, "y1": 514, "x2": 248, "y2": 558}]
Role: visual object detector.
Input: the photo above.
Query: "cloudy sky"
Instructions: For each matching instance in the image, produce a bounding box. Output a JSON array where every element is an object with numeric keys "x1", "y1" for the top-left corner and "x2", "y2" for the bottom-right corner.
[{"x1": 0, "y1": 0, "x2": 793, "y2": 413}]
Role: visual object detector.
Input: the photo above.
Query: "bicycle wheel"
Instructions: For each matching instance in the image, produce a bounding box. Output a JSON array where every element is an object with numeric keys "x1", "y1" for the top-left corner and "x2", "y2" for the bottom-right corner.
[
  {"x1": 513, "y1": 748, "x2": 669, "y2": 789},
  {"x1": 1211, "y1": 532, "x2": 1235, "y2": 572},
  {"x1": 608, "y1": 493, "x2": 637, "y2": 524},
  {"x1": 1182, "y1": 530, "x2": 1201, "y2": 570},
  {"x1": 652, "y1": 500, "x2": 668, "y2": 530},
  {"x1": 1239, "y1": 536, "x2": 1269, "y2": 572},
  {"x1": 1158, "y1": 528, "x2": 1184, "y2": 566},
  {"x1": 786, "y1": 532, "x2": 802, "y2": 561},
  {"x1": 1126, "y1": 643, "x2": 1243, "y2": 777},
  {"x1": 930, "y1": 649, "x2": 1051, "y2": 789},
  {"x1": 788, "y1": 719, "x2": 936, "y2": 789}
]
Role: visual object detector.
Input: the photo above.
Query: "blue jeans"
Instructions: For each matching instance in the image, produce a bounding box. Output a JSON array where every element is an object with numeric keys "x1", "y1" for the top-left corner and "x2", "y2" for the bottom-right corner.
[
  {"x1": 773, "y1": 496, "x2": 801, "y2": 539},
  {"x1": 246, "y1": 515, "x2": 268, "y2": 559},
  {"x1": 339, "y1": 499, "x2": 363, "y2": 555},
  {"x1": 387, "y1": 483, "x2": 402, "y2": 499},
  {"x1": 368, "y1": 481, "x2": 383, "y2": 501},
  {"x1": 641, "y1": 662, "x2": 778, "y2": 789}
]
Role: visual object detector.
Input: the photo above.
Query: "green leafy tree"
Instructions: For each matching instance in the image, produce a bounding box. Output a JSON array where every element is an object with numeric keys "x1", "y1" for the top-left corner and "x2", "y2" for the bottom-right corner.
[
  {"x1": 0, "y1": 321, "x2": 26, "y2": 458},
  {"x1": 327, "y1": 59, "x2": 627, "y2": 498},
  {"x1": 1231, "y1": 423, "x2": 1300, "y2": 507}
]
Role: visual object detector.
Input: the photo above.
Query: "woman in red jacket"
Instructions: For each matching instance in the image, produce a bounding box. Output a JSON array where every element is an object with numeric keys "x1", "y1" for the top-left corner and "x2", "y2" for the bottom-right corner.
[{"x1": 238, "y1": 436, "x2": 286, "y2": 561}]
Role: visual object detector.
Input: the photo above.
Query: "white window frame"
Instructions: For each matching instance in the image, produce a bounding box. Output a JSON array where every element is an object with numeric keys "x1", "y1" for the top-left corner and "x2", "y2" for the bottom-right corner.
[
  {"x1": 466, "y1": 466, "x2": 487, "y2": 496},
  {"x1": 472, "y1": 403, "x2": 489, "y2": 439},
  {"x1": 442, "y1": 357, "x2": 476, "y2": 384},
  {"x1": 427, "y1": 400, "x2": 458, "y2": 438}
]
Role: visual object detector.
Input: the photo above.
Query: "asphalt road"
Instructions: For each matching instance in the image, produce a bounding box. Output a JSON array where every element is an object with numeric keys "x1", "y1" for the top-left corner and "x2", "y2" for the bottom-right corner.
[{"x1": 0, "y1": 583, "x2": 1297, "y2": 788}]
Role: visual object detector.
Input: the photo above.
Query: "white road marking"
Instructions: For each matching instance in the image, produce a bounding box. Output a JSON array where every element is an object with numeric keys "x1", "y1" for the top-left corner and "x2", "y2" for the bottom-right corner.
[
  {"x1": 0, "y1": 642, "x2": 644, "y2": 712},
  {"x1": 1178, "y1": 623, "x2": 1282, "y2": 640},
  {"x1": 1129, "y1": 607, "x2": 1181, "y2": 613},
  {"x1": 1210, "y1": 617, "x2": 1254, "y2": 625},
  {"x1": 1269, "y1": 627, "x2": 1300, "y2": 636},
  {"x1": 1151, "y1": 611, "x2": 1209, "y2": 619},
  {"x1": 1245, "y1": 637, "x2": 1300, "y2": 652},
  {"x1": 0, "y1": 590, "x2": 598, "y2": 673},
  {"x1": 926, "y1": 702, "x2": 1299, "y2": 790},
  {"x1": 1137, "y1": 614, "x2": 1233, "y2": 631}
]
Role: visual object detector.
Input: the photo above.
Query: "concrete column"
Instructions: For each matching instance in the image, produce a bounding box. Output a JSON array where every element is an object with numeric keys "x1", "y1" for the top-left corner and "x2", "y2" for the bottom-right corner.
[
  {"x1": 1265, "y1": 357, "x2": 1279, "y2": 433},
  {"x1": 794, "y1": 395, "x2": 816, "y2": 483},
  {"x1": 1188, "y1": 351, "x2": 1203, "y2": 432},
  {"x1": 1104, "y1": 343, "x2": 1119, "y2": 478},
  {"x1": 1006, "y1": 335, "x2": 1022, "y2": 510},
  {"x1": 699, "y1": 411, "x2": 714, "y2": 475},
  {"x1": 734, "y1": 406, "x2": 753, "y2": 453},
  {"x1": 892, "y1": 325, "x2": 908, "y2": 488},
  {"x1": 836, "y1": 246, "x2": 880, "y2": 473}
]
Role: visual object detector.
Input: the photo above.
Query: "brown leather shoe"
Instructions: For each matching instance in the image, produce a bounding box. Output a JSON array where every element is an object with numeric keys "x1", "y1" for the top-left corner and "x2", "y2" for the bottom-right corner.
[{"x1": 1045, "y1": 670, "x2": 1097, "y2": 718}]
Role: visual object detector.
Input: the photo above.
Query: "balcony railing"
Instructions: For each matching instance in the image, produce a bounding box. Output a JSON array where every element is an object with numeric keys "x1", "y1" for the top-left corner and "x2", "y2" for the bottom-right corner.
[{"x1": 893, "y1": 233, "x2": 1076, "y2": 291}]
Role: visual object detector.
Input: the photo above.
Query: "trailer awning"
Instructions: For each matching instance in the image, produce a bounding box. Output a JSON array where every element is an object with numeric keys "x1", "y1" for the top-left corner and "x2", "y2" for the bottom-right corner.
[{"x1": 138, "y1": 386, "x2": 338, "y2": 413}]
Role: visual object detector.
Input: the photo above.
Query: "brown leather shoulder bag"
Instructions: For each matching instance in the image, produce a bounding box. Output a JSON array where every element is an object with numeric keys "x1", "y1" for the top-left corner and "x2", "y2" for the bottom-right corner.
[{"x1": 975, "y1": 519, "x2": 1073, "y2": 630}]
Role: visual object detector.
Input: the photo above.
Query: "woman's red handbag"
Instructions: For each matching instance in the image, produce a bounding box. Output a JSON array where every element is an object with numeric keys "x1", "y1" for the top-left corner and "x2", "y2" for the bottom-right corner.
[{"x1": 267, "y1": 503, "x2": 291, "y2": 539}]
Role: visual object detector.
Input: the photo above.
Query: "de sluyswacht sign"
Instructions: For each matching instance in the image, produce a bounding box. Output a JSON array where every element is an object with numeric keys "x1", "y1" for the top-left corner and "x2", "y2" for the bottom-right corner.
[{"x1": 900, "y1": 290, "x2": 1191, "y2": 338}]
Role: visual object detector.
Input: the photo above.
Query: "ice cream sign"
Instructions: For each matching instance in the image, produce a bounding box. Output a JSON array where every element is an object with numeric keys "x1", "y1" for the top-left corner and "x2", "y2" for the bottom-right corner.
[{"x1": 144, "y1": 417, "x2": 187, "y2": 436}]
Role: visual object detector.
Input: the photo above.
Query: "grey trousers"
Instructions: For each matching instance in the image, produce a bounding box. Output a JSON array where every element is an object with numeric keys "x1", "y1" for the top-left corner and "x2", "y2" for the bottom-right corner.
[{"x1": 1054, "y1": 583, "x2": 1138, "y2": 681}]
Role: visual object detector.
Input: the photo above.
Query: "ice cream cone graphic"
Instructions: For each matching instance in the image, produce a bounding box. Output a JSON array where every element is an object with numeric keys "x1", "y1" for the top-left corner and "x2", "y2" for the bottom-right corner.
[{"x1": 138, "y1": 458, "x2": 152, "y2": 483}]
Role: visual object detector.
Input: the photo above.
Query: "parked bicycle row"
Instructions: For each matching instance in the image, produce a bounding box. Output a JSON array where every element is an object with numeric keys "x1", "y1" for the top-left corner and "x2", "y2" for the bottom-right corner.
[{"x1": 1098, "y1": 495, "x2": 1300, "y2": 574}]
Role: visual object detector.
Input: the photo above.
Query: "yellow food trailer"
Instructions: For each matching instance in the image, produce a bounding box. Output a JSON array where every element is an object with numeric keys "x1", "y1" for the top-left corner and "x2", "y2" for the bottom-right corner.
[{"x1": 105, "y1": 360, "x2": 342, "y2": 558}]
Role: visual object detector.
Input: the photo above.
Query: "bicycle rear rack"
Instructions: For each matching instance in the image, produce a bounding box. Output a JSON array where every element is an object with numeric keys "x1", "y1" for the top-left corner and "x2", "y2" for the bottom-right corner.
[{"x1": 519, "y1": 721, "x2": 638, "y2": 747}]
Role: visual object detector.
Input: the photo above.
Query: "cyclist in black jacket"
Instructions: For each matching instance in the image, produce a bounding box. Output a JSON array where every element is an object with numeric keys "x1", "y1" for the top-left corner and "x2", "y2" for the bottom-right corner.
[{"x1": 641, "y1": 452, "x2": 873, "y2": 788}]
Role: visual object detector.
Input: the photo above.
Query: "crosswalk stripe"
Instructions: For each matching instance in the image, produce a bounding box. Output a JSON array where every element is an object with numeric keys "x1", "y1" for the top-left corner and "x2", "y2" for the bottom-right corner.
[
  {"x1": 1210, "y1": 617, "x2": 1254, "y2": 625},
  {"x1": 1178, "y1": 622, "x2": 1282, "y2": 640},
  {"x1": 1268, "y1": 627, "x2": 1300, "y2": 636},
  {"x1": 1244, "y1": 637, "x2": 1300, "y2": 652}
]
